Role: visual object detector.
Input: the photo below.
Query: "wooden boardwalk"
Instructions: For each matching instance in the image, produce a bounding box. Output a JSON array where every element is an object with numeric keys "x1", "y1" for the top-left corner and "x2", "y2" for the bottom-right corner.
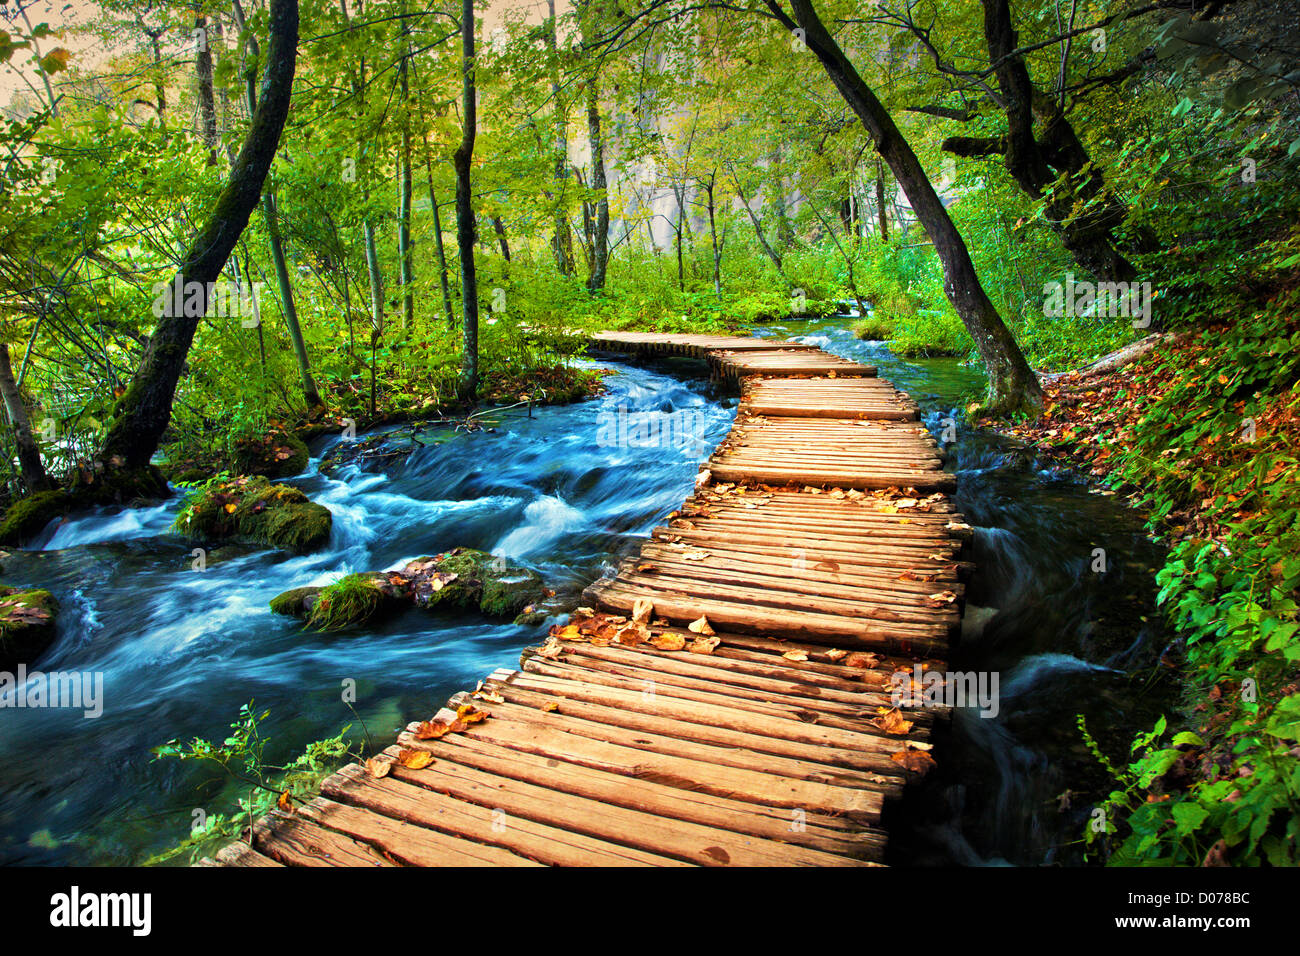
[{"x1": 208, "y1": 332, "x2": 967, "y2": 868}]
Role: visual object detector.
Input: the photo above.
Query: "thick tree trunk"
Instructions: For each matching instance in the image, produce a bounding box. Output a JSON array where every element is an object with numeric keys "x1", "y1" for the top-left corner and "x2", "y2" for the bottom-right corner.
[
  {"x1": 454, "y1": 0, "x2": 479, "y2": 397},
  {"x1": 975, "y1": 0, "x2": 1140, "y2": 283},
  {"x1": 100, "y1": 0, "x2": 299, "y2": 469},
  {"x1": 777, "y1": 0, "x2": 1041, "y2": 415},
  {"x1": 586, "y1": 76, "x2": 610, "y2": 292},
  {"x1": 0, "y1": 343, "x2": 54, "y2": 493}
]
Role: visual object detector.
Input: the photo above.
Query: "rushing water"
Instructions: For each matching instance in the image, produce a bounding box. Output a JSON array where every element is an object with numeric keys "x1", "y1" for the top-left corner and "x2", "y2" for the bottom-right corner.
[
  {"x1": 0, "y1": 316, "x2": 1171, "y2": 866},
  {"x1": 757, "y1": 315, "x2": 1173, "y2": 866}
]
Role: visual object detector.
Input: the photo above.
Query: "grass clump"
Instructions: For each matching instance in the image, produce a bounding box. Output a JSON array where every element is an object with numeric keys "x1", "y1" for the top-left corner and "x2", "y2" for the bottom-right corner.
[{"x1": 305, "y1": 574, "x2": 389, "y2": 631}]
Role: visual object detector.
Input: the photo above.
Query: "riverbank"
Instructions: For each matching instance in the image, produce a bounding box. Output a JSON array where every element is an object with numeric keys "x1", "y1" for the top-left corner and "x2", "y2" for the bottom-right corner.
[{"x1": 981, "y1": 304, "x2": 1300, "y2": 866}]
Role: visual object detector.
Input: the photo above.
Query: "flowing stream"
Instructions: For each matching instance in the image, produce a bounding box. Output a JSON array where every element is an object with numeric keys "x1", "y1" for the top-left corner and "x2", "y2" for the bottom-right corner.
[{"x1": 0, "y1": 316, "x2": 1172, "y2": 866}]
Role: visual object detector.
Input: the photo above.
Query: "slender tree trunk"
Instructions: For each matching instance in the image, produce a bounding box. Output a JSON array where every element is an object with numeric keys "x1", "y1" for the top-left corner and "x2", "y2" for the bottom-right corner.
[
  {"x1": 585, "y1": 76, "x2": 610, "y2": 291},
  {"x1": 730, "y1": 165, "x2": 784, "y2": 274},
  {"x1": 397, "y1": 45, "x2": 415, "y2": 332},
  {"x1": 363, "y1": 219, "x2": 383, "y2": 414},
  {"x1": 422, "y1": 140, "x2": 457, "y2": 329},
  {"x1": 263, "y1": 192, "x2": 323, "y2": 408},
  {"x1": 234, "y1": 0, "x2": 320, "y2": 411},
  {"x1": 875, "y1": 159, "x2": 889, "y2": 242},
  {"x1": 547, "y1": 0, "x2": 575, "y2": 275},
  {"x1": 704, "y1": 178, "x2": 722, "y2": 298},
  {"x1": 492, "y1": 215, "x2": 511, "y2": 263},
  {"x1": 775, "y1": 0, "x2": 1041, "y2": 415},
  {"x1": 195, "y1": 14, "x2": 219, "y2": 165},
  {"x1": 0, "y1": 343, "x2": 54, "y2": 492},
  {"x1": 454, "y1": 0, "x2": 479, "y2": 397},
  {"x1": 100, "y1": 0, "x2": 300, "y2": 469}
]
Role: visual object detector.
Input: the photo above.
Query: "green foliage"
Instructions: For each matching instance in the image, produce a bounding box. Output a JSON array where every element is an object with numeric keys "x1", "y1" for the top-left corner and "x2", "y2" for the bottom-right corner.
[{"x1": 148, "y1": 702, "x2": 354, "y2": 865}]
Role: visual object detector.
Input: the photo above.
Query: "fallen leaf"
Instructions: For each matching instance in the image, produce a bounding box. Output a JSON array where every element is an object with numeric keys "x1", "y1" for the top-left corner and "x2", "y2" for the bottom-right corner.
[
  {"x1": 277, "y1": 790, "x2": 293, "y2": 812},
  {"x1": 890, "y1": 749, "x2": 937, "y2": 773},
  {"x1": 365, "y1": 757, "x2": 392, "y2": 778},
  {"x1": 650, "y1": 632, "x2": 686, "y2": 651},
  {"x1": 688, "y1": 636, "x2": 720, "y2": 654},
  {"x1": 687, "y1": 614, "x2": 715, "y2": 636},
  {"x1": 396, "y1": 748, "x2": 433, "y2": 770},
  {"x1": 782, "y1": 649, "x2": 809, "y2": 662},
  {"x1": 872, "y1": 709, "x2": 914, "y2": 735},
  {"x1": 632, "y1": 598, "x2": 654, "y2": 625}
]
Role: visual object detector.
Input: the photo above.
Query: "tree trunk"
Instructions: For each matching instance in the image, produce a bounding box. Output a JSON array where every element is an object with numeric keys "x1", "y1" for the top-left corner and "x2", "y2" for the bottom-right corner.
[
  {"x1": 586, "y1": 76, "x2": 610, "y2": 292},
  {"x1": 730, "y1": 165, "x2": 784, "y2": 274},
  {"x1": 0, "y1": 343, "x2": 54, "y2": 492},
  {"x1": 705, "y1": 178, "x2": 722, "y2": 298},
  {"x1": 547, "y1": 0, "x2": 575, "y2": 276},
  {"x1": 397, "y1": 47, "x2": 415, "y2": 332},
  {"x1": 234, "y1": 0, "x2": 320, "y2": 412},
  {"x1": 263, "y1": 191, "x2": 323, "y2": 409},
  {"x1": 777, "y1": 0, "x2": 1041, "y2": 415},
  {"x1": 973, "y1": 0, "x2": 1140, "y2": 283},
  {"x1": 363, "y1": 218, "x2": 384, "y2": 414},
  {"x1": 454, "y1": 0, "x2": 479, "y2": 398},
  {"x1": 195, "y1": 14, "x2": 219, "y2": 165},
  {"x1": 99, "y1": 0, "x2": 300, "y2": 470},
  {"x1": 875, "y1": 159, "x2": 888, "y2": 242},
  {"x1": 423, "y1": 152, "x2": 457, "y2": 329}
]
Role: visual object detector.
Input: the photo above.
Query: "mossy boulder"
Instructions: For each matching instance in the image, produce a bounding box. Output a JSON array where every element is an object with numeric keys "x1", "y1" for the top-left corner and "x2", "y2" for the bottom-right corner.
[
  {"x1": 270, "y1": 549, "x2": 547, "y2": 630},
  {"x1": 0, "y1": 585, "x2": 60, "y2": 671},
  {"x1": 407, "y1": 549, "x2": 545, "y2": 620},
  {"x1": 172, "y1": 475, "x2": 332, "y2": 553},
  {"x1": 230, "y1": 429, "x2": 310, "y2": 479},
  {"x1": 0, "y1": 490, "x2": 71, "y2": 546}
]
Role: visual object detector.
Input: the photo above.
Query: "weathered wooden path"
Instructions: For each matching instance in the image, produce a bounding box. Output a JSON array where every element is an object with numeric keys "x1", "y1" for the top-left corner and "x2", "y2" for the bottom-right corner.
[{"x1": 208, "y1": 332, "x2": 967, "y2": 868}]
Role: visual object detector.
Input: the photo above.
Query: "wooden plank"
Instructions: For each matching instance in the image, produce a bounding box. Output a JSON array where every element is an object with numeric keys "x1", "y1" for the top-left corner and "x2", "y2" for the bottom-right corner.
[
  {"x1": 391, "y1": 729, "x2": 885, "y2": 859},
  {"x1": 253, "y1": 812, "x2": 395, "y2": 867},
  {"x1": 322, "y1": 764, "x2": 682, "y2": 866},
  {"x1": 385, "y1": 742, "x2": 868, "y2": 866}
]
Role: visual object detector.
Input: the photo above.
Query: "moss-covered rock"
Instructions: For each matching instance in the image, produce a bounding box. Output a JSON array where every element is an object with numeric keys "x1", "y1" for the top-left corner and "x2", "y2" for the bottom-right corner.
[
  {"x1": 0, "y1": 490, "x2": 70, "y2": 546},
  {"x1": 172, "y1": 475, "x2": 332, "y2": 553},
  {"x1": 269, "y1": 585, "x2": 322, "y2": 617},
  {"x1": 0, "y1": 585, "x2": 60, "y2": 671},
  {"x1": 409, "y1": 549, "x2": 544, "y2": 620},
  {"x1": 270, "y1": 549, "x2": 548, "y2": 630},
  {"x1": 230, "y1": 429, "x2": 310, "y2": 479}
]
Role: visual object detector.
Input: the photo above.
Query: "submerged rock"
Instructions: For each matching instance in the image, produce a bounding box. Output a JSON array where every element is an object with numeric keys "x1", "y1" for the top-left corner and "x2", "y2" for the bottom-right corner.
[
  {"x1": 171, "y1": 475, "x2": 332, "y2": 553},
  {"x1": 270, "y1": 548, "x2": 548, "y2": 630},
  {"x1": 0, "y1": 585, "x2": 60, "y2": 671}
]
